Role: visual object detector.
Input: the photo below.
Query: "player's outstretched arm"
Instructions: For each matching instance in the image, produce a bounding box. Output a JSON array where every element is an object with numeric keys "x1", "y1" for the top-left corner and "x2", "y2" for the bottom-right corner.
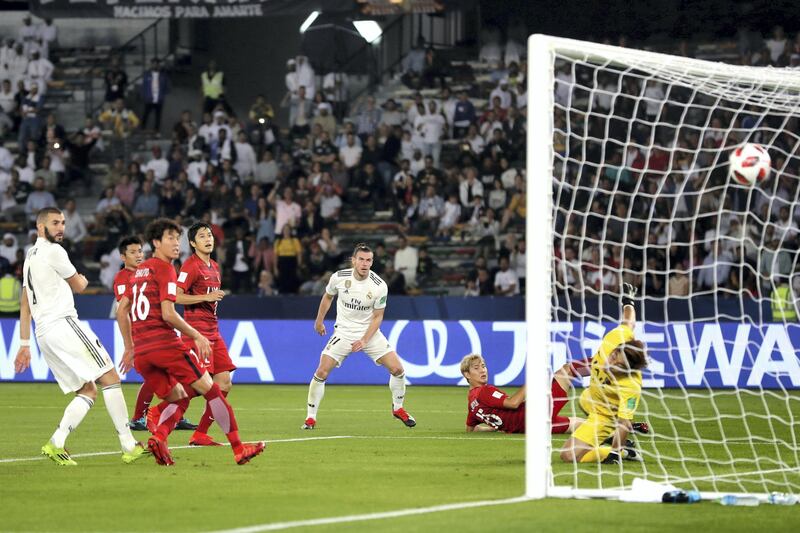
[
  {"x1": 314, "y1": 293, "x2": 334, "y2": 335},
  {"x1": 502, "y1": 384, "x2": 526, "y2": 409},
  {"x1": 116, "y1": 296, "x2": 135, "y2": 374},
  {"x1": 352, "y1": 307, "x2": 385, "y2": 352},
  {"x1": 14, "y1": 287, "x2": 32, "y2": 373},
  {"x1": 621, "y1": 282, "x2": 637, "y2": 330},
  {"x1": 161, "y1": 300, "x2": 211, "y2": 358},
  {"x1": 611, "y1": 418, "x2": 632, "y2": 451}
]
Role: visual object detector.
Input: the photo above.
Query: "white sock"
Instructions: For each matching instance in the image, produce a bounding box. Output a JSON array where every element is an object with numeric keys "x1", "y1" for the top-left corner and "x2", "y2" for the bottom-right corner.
[
  {"x1": 51, "y1": 394, "x2": 93, "y2": 448},
  {"x1": 390, "y1": 373, "x2": 406, "y2": 411},
  {"x1": 102, "y1": 384, "x2": 138, "y2": 453},
  {"x1": 307, "y1": 375, "x2": 326, "y2": 419}
]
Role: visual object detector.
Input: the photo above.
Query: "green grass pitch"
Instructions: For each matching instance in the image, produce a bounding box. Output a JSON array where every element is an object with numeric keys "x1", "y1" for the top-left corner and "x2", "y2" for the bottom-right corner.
[{"x1": 0, "y1": 383, "x2": 797, "y2": 532}]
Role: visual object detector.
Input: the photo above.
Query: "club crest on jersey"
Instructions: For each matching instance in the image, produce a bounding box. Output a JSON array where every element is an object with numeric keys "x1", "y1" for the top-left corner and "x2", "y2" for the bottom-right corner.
[
  {"x1": 366, "y1": 291, "x2": 373, "y2": 300},
  {"x1": 345, "y1": 280, "x2": 352, "y2": 289}
]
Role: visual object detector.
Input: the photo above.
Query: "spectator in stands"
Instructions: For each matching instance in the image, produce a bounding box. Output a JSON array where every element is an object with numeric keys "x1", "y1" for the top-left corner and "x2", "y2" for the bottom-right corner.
[
  {"x1": 113, "y1": 172, "x2": 135, "y2": 208},
  {"x1": 501, "y1": 176, "x2": 525, "y2": 230},
  {"x1": 132, "y1": 179, "x2": 159, "y2": 223},
  {"x1": 26, "y1": 50, "x2": 52, "y2": 95},
  {"x1": 18, "y1": 15, "x2": 37, "y2": 56},
  {"x1": 0, "y1": 233, "x2": 18, "y2": 264},
  {"x1": 270, "y1": 186, "x2": 302, "y2": 235},
  {"x1": 494, "y1": 256, "x2": 519, "y2": 296},
  {"x1": 274, "y1": 224, "x2": 302, "y2": 294},
  {"x1": 225, "y1": 227, "x2": 252, "y2": 294},
  {"x1": 99, "y1": 98, "x2": 139, "y2": 138},
  {"x1": 143, "y1": 146, "x2": 168, "y2": 184},
  {"x1": 285, "y1": 84, "x2": 311, "y2": 139},
  {"x1": 257, "y1": 269, "x2": 277, "y2": 296},
  {"x1": 393, "y1": 236, "x2": 419, "y2": 288},
  {"x1": 453, "y1": 90, "x2": 476, "y2": 139},
  {"x1": 254, "y1": 150, "x2": 278, "y2": 192},
  {"x1": 233, "y1": 130, "x2": 257, "y2": 180},
  {"x1": 356, "y1": 95, "x2": 381, "y2": 140},
  {"x1": 339, "y1": 132, "x2": 362, "y2": 175},
  {"x1": 37, "y1": 18, "x2": 57, "y2": 59},
  {"x1": 401, "y1": 36, "x2": 427, "y2": 88},
  {"x1": 62, "y1": 198, "x2": 87, "y2": 249},
  {"x1": 98, "y1": 246, "x2": 121, "y2": 290},
  {"x1": 24, "y1": 176, "x2": 55, "y2": 221},
  {"x1": 141, "y1": 58, "x2": 169, "y2": 133},
  {"x1": 354, "y1": 161, "x2": 386, "y2": 209},
  {"x1": 384, "y1": 261, "x2": 406, "y2": 295},
  {"x1": 250, "y1": 236, "x2": 275, "y2": 277},
  {"x1": 312, "y1": 102, "x2": 336, "y2": 139},
  {"x1": 417, "y1": 184, "x2": 444, "y2": 234},
  {"x1": 294, "y1": 55, "x2": 316, "y2": 100},
  {"x1": 104, "y1": 55, "x2": 128, "y2": 103},
  {"x1": 317, "y1": 184, "x2": 342, "y2": 225},
  {"x1": 765, "y1": 25, "x2": 788, "y2": 65},
  {"x1": 7, "y1": 44, "x2": 27, "y2": 87},
  {"x1": 421, "y1": 47, "x2": 447, "y2": 89},
  {"x1": 0, "y1": 79, "x2": 16, "y2": 137},
  {"x1": 415, "y1": 100, "x2": 446, "y2": 168},
  {"x1": 201, "y1": 60, "x2": 228, "y2": 113},
  {"x1": 17, "y1": 81, "x2": 42, "y2": 147},
  {"x1": 64, "y1": 131, "x2": 96, "y2": 190},
  {"x1": 459, "y1": 168, "x2": 484, "y2": 208},
  {"x1": 380, "y1": 98, "x2": 404, "y2": 128}
]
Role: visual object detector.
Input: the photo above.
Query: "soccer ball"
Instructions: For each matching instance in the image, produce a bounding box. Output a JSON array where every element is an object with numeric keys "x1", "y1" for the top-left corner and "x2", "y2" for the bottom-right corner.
[{"x1": 729, "y1": 143, "x2": 771, "y2": 186}]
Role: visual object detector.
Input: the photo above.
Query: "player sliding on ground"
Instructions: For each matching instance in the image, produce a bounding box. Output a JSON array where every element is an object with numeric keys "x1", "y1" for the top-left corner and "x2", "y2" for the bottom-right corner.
[
  {"x1": 117, "y1": 218, "x2": 264, "y2": 465},
  {"x1": 303, "y1": 243, "x2": 416, "y2": 429},
  {"x1": 14, "y1": 207, "x2": 148, "y2": 465},
  {"x1": 113, "y1": 236, "x2": 195, "y2": 433},
  {"x1": 560, "y1": 283, "x2": 648, "y2": 464},
  {"x1": 176, "y1": 222, "x2": 233, "y2": 447},
  {"x1": 460, "y1": 354, "x2": 584, "y2": 434}
]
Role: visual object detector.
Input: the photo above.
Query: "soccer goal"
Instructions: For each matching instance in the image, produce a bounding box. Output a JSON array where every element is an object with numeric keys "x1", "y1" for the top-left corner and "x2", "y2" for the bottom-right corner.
[{"x1": 525, "y1": 34, "x2": 800, "y2": 501}]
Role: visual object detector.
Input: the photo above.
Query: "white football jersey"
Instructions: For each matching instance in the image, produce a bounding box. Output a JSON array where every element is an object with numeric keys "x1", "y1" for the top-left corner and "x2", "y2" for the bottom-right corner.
[
  {"x1": 22, "y1": 238, "x2": 78, "y2": 336},
  {"x1": 326, "y1": 268, "x2": 387, "y2": 335}
]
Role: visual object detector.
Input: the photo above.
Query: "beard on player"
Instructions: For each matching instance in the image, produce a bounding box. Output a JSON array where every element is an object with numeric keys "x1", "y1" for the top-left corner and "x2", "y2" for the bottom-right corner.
[{"x1": 44, "y1": 226, "x2": 63, "y2": 243}]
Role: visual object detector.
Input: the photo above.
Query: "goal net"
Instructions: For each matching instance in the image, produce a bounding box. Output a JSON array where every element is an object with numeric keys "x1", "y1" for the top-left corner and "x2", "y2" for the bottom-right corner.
[{"x1": 525, "y1": 35, "x2": 800, "y2": 501}]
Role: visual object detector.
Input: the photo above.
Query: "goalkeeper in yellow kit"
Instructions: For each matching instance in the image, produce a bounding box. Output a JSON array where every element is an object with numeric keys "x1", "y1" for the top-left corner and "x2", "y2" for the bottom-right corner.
[{"x1": 560, "y1": 283, "x2": 648, "y2": 464}]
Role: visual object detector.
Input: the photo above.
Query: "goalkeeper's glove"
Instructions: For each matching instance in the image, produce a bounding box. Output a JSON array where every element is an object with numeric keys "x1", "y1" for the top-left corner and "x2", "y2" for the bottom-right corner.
[{"x1": 622, "y1": 282, "x2": 637, "y2": 308}]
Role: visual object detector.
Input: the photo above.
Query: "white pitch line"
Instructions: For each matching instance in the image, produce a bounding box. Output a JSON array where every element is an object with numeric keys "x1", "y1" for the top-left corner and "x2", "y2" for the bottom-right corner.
[
  {"x1": 202, "y1": 496, "x2": 532, "y2": 533},
  {"x1": 0, "y1": 434, "x2": 519, "y2": 464},
  {"x1": 0, "y1": 436, "x2": 353, "y2": 464}
]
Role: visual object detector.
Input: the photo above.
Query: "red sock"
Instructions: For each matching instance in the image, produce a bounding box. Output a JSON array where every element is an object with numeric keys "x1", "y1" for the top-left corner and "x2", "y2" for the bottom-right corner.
[
  {"x1": 196, "y1": 389, "x2": 228, "y2": 435},
  {"x1": 132, "y1": 382, "x2": 155, "y2": 420},
  {"x1": 203, "y1": 384, "x2": 242, "y2": 454},
  {"x1": 154, "y1": 398, "x2": 190, "y2": 441},
  {"x1": 551, "y1": 379, "x2": 570, "y2": 434}
]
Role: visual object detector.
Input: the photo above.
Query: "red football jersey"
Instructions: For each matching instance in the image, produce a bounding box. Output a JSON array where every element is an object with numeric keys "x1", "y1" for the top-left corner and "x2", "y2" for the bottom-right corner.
[
  {"x1": 466, "y1": 385, "x2": 525, "y2": 434},
  {"x1": 126, "y1": 257, "x2": 185, "y2": 357},
  {"x1": 112, "y1": 267, "x2": 134, "y2": 303},
  {"x1": 177, "y1": 254, "x2": 221, "y2": 337}
]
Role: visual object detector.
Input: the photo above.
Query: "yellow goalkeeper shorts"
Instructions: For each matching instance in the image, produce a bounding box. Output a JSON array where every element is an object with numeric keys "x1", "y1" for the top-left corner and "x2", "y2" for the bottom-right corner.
[{"x1": 573, "y1": 412, "x2": 616, "y2": 447}]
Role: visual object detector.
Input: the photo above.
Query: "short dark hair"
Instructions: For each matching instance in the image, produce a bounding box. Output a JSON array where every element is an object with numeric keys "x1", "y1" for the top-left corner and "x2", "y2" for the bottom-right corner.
[
  {"x1": 352, "y1": 242, "x2": 373, "y2": 257},
  {"x1": 621, "y1": 339, "x2": 648, "y2": 371},
  {"x1": 36, "y1": 207, "x2": 62, "y2": 224},
  {"x1": 145, "y1": 218, "x2": 182, "y2": 247},
  {"x1": 118, "y1": 235, "x2": 143, "y2": 255},
  {"x1": 188, "y1": 222, "x2": 213, "y2": 250}
]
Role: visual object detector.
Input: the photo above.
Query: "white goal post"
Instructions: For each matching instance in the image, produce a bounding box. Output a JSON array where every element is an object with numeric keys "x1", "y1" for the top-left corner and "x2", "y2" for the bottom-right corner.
[{"x1": 525, "y1": 34, "x2": 800, "y2": 501}]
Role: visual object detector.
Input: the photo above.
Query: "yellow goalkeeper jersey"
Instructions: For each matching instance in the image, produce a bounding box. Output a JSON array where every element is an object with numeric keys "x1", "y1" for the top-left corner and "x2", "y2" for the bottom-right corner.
[{"x1": 585, "y1": 324, "x2": 642, "y2": 420}]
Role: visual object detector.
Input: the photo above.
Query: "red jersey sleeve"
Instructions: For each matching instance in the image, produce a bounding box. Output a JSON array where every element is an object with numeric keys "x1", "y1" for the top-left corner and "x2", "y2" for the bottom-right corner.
[
  {"x1": 466, "y1": 410, "x2": 480, "y2": 427},
  {"x1": 157, "y1": 261, "x2": 178, "y2": 303},
  {"x1": 477, "y1": 386, "x2": 508, "y2": 409},
  {"x1": 177, "y1": 259, "x2": 197, "y2": 293},
  {"x1": 113, "y1": 270, "x2": 130, "y2": 302}
]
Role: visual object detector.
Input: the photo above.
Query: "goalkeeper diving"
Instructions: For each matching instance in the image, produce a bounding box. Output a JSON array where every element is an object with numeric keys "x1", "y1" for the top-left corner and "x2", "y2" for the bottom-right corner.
[{"x1": 560, "y1": 282, "x2": 648, "y2": 464}]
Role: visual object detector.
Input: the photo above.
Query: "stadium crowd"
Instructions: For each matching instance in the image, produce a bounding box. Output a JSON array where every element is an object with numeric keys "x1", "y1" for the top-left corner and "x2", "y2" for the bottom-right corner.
[{"x1": 6, "y1": 15, "x2": 800, "y2": 300}]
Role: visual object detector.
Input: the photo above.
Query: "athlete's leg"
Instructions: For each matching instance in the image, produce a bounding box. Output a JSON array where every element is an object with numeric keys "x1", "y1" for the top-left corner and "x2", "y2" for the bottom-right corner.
[
  {"x1": 306, "y1": 355, "x2": 338, "y2": 423},
  {"x1": 96, "y1": 369, "x2": 138, "y2": 453}
]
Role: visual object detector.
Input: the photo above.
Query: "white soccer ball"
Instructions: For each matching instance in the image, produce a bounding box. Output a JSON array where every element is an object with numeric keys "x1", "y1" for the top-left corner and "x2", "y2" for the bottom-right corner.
[{"x1": 729, "y1": 143, "x2": 771, "y2": 186}]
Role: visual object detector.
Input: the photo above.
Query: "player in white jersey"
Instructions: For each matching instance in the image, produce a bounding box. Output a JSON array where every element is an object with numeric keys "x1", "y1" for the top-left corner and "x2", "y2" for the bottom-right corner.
[
  {"x1": 13, "y1": 207, "x2": 148, "y2": 466},
  {"x1": 302, "y1": 243, "x2": 416, "y2": 429}
]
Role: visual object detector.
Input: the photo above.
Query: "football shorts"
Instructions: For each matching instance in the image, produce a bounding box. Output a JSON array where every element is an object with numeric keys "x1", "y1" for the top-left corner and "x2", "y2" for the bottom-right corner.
[
  {"x1": 37, "y1": 317, "x2": 114, "y2": 394},
  {"x1": 321, "y1": 330, "x2": 394, "y2": 367},
  {"x1": 134, "y1": 347, "x2": 208, "y2": 399}
]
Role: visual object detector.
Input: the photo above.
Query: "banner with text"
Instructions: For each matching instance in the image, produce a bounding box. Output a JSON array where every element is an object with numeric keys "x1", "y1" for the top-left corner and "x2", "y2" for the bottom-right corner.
[
  {"x1": 1, "y1": 319, "x2": 799, "y2": 389},
  {"x1": 30, "y1": 0, "x2": 279, "y2": 19}
]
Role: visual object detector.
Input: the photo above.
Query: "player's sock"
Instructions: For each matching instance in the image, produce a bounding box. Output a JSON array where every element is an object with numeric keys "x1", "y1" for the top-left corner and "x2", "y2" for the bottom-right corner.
[
  {"x1": 51, "y1": 394, "x2": 93, "y2": 448},
  {"x1": 132, "y1": 382, "x2": 155, "y2": 421},
  {"x1": 154, "y1": 398, "x2": 190, "y2": 441},
  {"x1": 204, "y1": 383, "x2": 243, "y2": 455},
  {"x1": 307, "y1": 374, "x2": 326, "y2": 419},
  {"x1": 389, "y1": 372, "x2": 406, "y2": 411},
  {"x1": 196, "y1": 389, "x2": 228, "y2": 435},
  {"x1": 101, "y1": 383, "x2": 138, "y2": 453},
  {"x1": 579, "y1": 446, "x2": 613, "y2": 463}
]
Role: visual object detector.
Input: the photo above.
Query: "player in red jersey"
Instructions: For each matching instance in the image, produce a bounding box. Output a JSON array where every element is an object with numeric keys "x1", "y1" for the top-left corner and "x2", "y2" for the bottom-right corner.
[
  {"x1": 113, "y1": 236, "x2": 196, "y2": 432},
  {"x1": 460, "y1": 353, "x2": 586, "y2": 434},
  {"x1": 117, "y1": 218, "x2": 264, "y2": 466},
  {"x1": 176, "y1": 222, "x2": 231, "y2": 447}
]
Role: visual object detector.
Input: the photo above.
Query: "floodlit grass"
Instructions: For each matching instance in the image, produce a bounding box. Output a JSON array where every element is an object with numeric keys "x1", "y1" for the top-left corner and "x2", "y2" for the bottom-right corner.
[{"x1": 0, "y1": 383, "x2": 797, "y2": 532}]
